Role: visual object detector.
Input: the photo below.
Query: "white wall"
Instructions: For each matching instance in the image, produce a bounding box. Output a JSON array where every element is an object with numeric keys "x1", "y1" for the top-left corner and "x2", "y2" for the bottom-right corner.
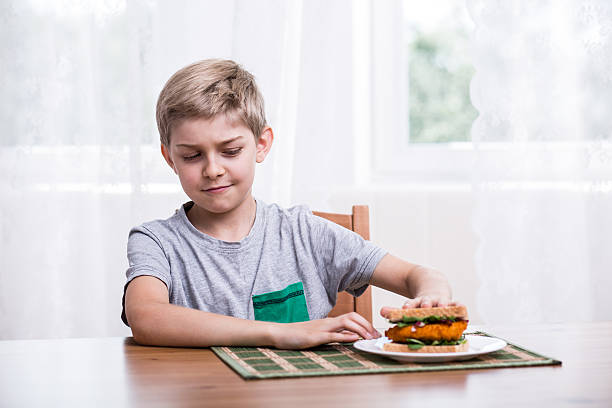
[{"x1": 0, "y1": 1, "x2": 483, "y2": 339}]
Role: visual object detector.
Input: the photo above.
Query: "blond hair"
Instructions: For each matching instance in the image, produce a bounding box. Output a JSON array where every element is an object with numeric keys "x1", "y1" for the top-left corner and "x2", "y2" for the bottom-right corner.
[{"x1": 156, "y1": 59, "x2": 267, "y2": 146}]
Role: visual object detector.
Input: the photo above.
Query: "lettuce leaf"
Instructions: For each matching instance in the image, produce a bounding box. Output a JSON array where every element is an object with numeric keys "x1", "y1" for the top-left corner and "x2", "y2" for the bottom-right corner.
[
  {"x1": 399, "y1": 335, "x2": 467, "y2": 348},
  {"x1": 396, "y1": 315, "x2": 461, "y2": 327}
]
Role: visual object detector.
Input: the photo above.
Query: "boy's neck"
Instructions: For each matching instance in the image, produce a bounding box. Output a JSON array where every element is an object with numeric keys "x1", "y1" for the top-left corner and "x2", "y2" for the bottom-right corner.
[{"x1": 186, "y1": 196, "x2": 257, "y2": 242}]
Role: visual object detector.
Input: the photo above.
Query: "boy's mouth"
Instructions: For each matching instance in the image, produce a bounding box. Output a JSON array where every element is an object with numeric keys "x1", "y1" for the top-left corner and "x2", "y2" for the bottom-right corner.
[{"x1": 203, "y1": 185, "x2": 232, "y2": 193}]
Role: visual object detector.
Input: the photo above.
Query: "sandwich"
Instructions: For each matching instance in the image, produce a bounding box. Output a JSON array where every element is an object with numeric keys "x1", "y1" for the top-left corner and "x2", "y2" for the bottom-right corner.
[{"x1": 382, "y1": 305, "x2": 469, "y2": 353}]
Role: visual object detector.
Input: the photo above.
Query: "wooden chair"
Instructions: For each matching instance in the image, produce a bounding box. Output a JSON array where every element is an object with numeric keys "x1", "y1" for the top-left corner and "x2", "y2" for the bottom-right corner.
[{"x1": 312, "y1": 205, "x2": 373, "y2": 324}]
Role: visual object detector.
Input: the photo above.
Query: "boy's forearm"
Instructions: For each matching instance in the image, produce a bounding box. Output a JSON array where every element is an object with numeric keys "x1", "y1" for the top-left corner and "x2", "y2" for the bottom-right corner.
[
  {"x1": 371, "y1": 254, "x2": 452, "y2": 301},
  {"x1": 129, "y1": 302, "x2": 382, "y2": 350},
  {"x1": 129, "y1": 302, "x2": 277, "y2": 348}
]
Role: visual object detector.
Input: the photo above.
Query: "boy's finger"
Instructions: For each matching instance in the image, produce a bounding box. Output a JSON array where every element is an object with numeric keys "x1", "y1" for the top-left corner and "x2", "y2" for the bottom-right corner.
[
  {"x1": 380, "y1": 306, "x2": 393, "y2": 318},
  {"x1": 339, "y1": 320, "x2": 373, "y2": 340},
  {"x1": 329, "y1": 331, "x2": 360, "y2": 344},
  {"x1": 420, "y1": 296, "x2": 433, "y2": 308},
  {"x1": 436, "y1": 295, "x2": 455, "y2": 306},
  {"x1": 352, "y1": 313, "x2": 381, "y2": 338},
  {"x1": 341, "y1": 313, "x2": 379, "y2": 339},
  {"x1": 332, "y1": 313, "x2": 379, "y2": 339},
  {"x1": 402, "y1": 297, "x2": 421, "y2": 309}
]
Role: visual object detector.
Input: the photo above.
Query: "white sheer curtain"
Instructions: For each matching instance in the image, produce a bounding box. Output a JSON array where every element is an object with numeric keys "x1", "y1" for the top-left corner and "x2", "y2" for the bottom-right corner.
[
  {"x1": 8, "y1": 0, "x2": 610, "y2": 341},
  {"x1": 468, "y1": 0, "x2": 612, "y2": 323},
  {"x1": 0, "y1": 0, "x2": 358, "y2": 339}
]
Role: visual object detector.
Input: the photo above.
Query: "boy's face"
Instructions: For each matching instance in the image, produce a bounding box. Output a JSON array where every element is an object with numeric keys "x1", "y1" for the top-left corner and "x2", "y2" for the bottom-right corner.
[{"x1": 161, "y1": 114, "x2": 272, "y2": 216}]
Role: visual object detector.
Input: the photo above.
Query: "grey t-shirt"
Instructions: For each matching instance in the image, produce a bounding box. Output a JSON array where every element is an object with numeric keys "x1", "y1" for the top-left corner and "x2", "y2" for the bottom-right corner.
[{"x1": 121, "y1": 200, "x2": 387, "y2": 326}]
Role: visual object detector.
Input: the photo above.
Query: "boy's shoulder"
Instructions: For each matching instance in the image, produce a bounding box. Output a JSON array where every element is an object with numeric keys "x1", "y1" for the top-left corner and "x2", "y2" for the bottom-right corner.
[
  {"x1": 261, "y1": 201, "x2": 345, "y2": 238},
  {"x1": 128, "y1": 204, "x2": 187, "y2": 238},
  {"x1": 260, "y1": 200, "x2": 327, "y2": 227},
  {"x1": 261, "y1": 200, "x2": 311, "y2": 218}
]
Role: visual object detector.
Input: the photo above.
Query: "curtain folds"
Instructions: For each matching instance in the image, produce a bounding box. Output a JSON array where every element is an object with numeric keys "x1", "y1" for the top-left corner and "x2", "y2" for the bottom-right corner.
[
  {"x1": 3, "y1": 0, "x2": 610, "y2": 340},
  {"x1": 468, "y1": 0, "x2": 612, "y2": 323},
  {"x1": 0, "y1": 0, "x2": 308, "y2": 339},
  {"x1": 0, "y1": 0, "x2": 360, "y2": 340}
]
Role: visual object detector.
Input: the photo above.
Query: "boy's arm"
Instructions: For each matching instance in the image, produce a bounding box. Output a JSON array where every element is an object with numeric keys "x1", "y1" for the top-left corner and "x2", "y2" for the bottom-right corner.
[
  {"x1": 125, "y1": 276, "x2": 380, "y2": 349},
  {"x1": 369, "y1": 253, "x2": 457, "y2": 315}
]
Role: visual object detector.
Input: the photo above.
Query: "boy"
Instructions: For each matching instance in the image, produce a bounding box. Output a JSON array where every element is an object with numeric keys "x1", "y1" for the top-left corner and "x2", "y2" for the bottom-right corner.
[{"x1": 122, "y1": 59, "x2": 457, "y2": 349}]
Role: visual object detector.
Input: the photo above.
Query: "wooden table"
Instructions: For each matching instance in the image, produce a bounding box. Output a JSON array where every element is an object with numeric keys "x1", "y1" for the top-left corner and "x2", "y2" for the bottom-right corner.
[{"x1": 1, "y1": 322, "x2": 611, "y2": 407}]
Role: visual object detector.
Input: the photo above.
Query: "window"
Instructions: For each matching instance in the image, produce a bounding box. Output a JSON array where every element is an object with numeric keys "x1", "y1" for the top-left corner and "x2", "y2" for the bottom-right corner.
[
  {"x1": 404, "y1": 0, "x2": 476, "y2": 144},
  {"x1": 356, "y1": 1, "x2": 610, "y2": 185},
  {"x1": 354, "y1": 0, "x2": 477, "y2": 183}
]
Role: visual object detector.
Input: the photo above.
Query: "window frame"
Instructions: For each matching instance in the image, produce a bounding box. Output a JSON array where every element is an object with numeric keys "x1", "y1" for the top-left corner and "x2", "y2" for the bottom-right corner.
[
  {"x1": 354, "y1": 1, "x2": 612, "y2": 186},
  {"x1": 351, "y1": 0, "x2": 476, "y2": 185}
]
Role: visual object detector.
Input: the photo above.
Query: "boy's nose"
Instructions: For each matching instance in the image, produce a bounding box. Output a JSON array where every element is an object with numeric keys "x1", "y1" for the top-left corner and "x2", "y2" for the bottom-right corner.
[{"x1": 203, "y1": 158, "x2": 225, "y2": 179}]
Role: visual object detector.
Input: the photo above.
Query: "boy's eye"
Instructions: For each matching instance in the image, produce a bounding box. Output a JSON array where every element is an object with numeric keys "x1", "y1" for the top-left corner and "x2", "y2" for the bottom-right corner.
[
  {"x1": 224, "y1": 148, "x2": 243, "y2": 156},
  {"x1": 183, "y1": 153, "x2": 200, "y2": 161}
]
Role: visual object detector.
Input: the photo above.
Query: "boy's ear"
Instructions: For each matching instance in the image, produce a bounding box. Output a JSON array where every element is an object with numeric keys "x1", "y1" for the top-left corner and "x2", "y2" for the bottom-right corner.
[
  {"x1": 160, "y1": 144, "x2": 177, "y2": 174},
  {"x1": 255, "y1": 127, "x2": 274, "y2": 163}
]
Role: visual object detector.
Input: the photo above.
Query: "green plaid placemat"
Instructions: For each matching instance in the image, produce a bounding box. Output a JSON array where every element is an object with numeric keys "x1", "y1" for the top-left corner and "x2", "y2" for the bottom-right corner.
[{"x1": 211, "y1": 331, "x2": 561, "y2": 380}]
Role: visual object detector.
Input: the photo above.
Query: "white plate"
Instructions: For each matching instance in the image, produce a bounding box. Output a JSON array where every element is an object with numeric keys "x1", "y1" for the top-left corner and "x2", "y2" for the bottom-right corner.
[{"x1": 353, "y1": 335, "x2": 507, "y2": 363}]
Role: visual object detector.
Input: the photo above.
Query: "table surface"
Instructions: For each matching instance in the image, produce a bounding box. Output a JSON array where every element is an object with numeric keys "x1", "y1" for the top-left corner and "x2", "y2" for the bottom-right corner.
[{"x1": 1, "y1": 322, "x2": 611, "y2": 407}]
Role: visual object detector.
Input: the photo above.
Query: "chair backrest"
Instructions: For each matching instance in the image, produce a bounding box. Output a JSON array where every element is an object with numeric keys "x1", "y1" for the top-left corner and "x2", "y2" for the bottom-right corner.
[{"x1": 312, "y1": 205, "x2": 373, "y2": 324}]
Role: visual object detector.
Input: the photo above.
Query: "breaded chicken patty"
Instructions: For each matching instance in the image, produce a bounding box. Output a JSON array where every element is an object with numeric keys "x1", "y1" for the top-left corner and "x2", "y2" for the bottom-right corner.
[{"x1": 385, "y1": 320, "x2": 468, "y2": 342}]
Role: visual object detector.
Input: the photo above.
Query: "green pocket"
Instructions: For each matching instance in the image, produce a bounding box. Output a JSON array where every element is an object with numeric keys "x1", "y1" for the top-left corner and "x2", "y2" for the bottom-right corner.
[{"x1": 252, "y1": 282, "x2": 310, "y2": 323}]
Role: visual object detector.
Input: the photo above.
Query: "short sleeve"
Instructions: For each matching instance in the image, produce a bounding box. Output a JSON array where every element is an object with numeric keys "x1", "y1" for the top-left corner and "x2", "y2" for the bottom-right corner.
[
  {"x1": 305, "y1": 209, "x2": 387, "y2": 297},
  {"x1": 121, "y1": 225, "x2": 172, "y2": 326}
]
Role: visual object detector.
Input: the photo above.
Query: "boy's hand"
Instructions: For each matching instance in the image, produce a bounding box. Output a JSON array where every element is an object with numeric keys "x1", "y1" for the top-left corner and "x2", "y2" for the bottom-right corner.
[
  {"x1": 401, "y1": 295, "x2": 459, "y2": 309},
  {"x1": 270, "y1": 312, "x2": 381, "y2": 350},
  {"x1": 379, "y1": 296, "x2": 463, "y2": 319},
  {"x1": 370, "y1": 255, "x2": 456, "y2": 319}
]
